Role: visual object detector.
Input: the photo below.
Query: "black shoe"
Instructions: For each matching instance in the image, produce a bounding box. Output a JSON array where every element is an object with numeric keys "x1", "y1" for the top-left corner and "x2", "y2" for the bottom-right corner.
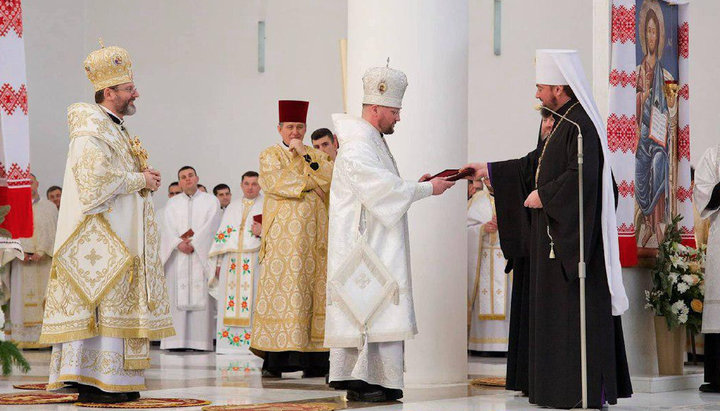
[
  {"x1": 700, "y1": 383, "x2": 720, "y2": 393},
  {"x1": 261, "y1": 369, "x2": 281, "y2": 378},
  {"x1": 77, "y1": 392, "x2": 128, "y2": 404},
  {"x1": 303, "y1": 368, "x2": 328, "y2": 378},
  {"x1": 383, "y1": 388, "x2": 403, "y2": 401},
  {"x1": 328, "y1": 380, "x2": 350, "y2": 389},
  {"x1": 355, "y1": 387, "x2": 387, "y2": 402},
  {"x1": 345, "y1": 389, "x2": 363, "y2": 402},
  {"x1": 126, "y1": 392, "x2": 141, "y2": 401},
  {"x1": 77, "y1": 385, "x2": 129, "y2": 404}
]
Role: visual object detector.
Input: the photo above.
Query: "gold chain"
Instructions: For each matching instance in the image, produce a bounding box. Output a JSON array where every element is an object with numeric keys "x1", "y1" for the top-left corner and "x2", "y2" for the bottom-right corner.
[{"x1": 534, "y1": 102, "x2": 580, "y2": 188}]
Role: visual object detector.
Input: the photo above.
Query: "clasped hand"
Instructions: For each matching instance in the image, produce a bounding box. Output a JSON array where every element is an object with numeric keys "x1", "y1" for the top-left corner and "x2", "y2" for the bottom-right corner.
[
  {"x1": 143, "y1": 168, "x2": 161, "y2": 191},
  {"x1": 288, "y1": 139, "x2": 307, "y2": 156},
  {"x1": 177, "y1": 239, "x2": 194, "y2": 254},
  {"x1": 523, "y1": 190, "x2": 543, "y2": 209}
]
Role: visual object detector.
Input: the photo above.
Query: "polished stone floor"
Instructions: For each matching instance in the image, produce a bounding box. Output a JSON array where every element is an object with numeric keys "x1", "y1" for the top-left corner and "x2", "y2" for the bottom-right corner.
[{"x1": 1, "y1": 348, "x2": 720, "y2": 410}]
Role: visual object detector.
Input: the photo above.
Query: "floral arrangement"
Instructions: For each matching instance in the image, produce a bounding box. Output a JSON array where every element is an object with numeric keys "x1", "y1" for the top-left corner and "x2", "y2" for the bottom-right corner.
[{"x1": 645, "y1": 215, "x2": 707, "y2": 334}]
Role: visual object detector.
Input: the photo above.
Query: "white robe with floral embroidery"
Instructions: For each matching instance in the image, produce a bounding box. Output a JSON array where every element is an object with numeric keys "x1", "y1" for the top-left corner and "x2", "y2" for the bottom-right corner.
[
  {"x1": 4, "y1": 198, "x2": 57, "y2": 346},
  {"x1": 208, "y1": 195, "x2": 263, "y2": 354}
]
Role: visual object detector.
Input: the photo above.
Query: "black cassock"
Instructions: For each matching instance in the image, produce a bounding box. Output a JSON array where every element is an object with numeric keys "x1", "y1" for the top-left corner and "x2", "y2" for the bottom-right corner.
[
  {"x1": 490, "y1": 98, "x2": 632, "y2": 409},
  {"x1": 494, "y1": 133, "x2": 543, "y2": 395}
]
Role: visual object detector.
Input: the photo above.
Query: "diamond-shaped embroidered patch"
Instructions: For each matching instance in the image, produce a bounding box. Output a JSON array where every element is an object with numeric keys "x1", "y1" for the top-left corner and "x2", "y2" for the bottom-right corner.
[
  {"x1": 53, "y1": 214, "x2": 132, "y2": 305},
  {"x1": 330, "y1": 237, "x2": 396, "y2": 329}
]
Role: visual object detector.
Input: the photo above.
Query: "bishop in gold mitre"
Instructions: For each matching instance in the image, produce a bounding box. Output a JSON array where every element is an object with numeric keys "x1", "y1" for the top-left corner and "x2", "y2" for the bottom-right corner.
[{"x1": 39, "y1": 40, "x2": 173, "y2": 404}]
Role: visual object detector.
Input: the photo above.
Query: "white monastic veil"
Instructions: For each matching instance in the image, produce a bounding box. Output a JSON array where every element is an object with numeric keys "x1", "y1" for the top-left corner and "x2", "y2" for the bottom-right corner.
[{"x1": 550, "y1": 50, "x2": 629, "y2": 316}]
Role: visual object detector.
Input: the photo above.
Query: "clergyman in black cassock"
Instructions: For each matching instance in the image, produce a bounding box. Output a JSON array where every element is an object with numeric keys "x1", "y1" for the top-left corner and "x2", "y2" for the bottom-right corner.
[
  {"x1": 493, "y1": 133, "x2": 543, "y2": 395},
  {"x1": 470, "y1": 49, "x2": 633, "y2": 409}
]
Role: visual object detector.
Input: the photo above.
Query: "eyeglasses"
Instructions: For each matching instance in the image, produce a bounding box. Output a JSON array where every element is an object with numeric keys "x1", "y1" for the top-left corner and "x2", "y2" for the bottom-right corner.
[{"x1": 115, "y1": 86, "x2": 138, "y2": 94}]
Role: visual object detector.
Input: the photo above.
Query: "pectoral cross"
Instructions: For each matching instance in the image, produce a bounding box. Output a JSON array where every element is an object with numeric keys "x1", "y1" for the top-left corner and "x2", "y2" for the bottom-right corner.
[
  {"x1": 130, "y1": 137, "x2": 150, "y2": 171},
  {"x1": 130, "y1": 137, "x2": 151, "y2": 197}
]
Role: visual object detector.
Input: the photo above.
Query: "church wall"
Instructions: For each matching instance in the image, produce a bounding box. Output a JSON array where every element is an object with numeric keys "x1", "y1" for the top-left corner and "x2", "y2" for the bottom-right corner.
[
  {"x1": 467, "y1": 0, "x2": 720, "y2": 168},
  {"x1": 467, "y1": 0, "x2": 594, "y2": 163},
  {"x1": 24, "y1": 1, "x2": 718, "y2": 205},
  {"x1": 24, "y1": 0, "x2": 347, "y2": 208},
  {"x1": 688, "y1": 3, "x2": 720, "y2": 166}
]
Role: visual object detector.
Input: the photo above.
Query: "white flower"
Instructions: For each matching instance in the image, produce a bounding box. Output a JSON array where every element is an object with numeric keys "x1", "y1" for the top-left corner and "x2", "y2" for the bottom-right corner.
[
  {"x1": 681, "y1": 274, "x2": 694, "y2": 285},
  {"x1": 671, "y1": 300, "x2": 687, "y2": 314},
  {"x1": 677, "y1": 283, "x2": 690, "y2": 294},
  {"x1": 670, "y1": 255, "x2": 688, "y2": 269},
  {"x1": 669, "y1": 273, "x2": 679, "y2": 284},
  {"x1": 678, "y1": 312, "x2": 689, "y2": 324}
]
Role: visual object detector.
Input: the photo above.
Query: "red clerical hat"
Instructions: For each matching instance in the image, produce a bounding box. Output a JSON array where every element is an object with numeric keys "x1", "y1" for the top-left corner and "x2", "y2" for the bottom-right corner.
[{"x1": 278, "y1": 100, "x2": 309, "y2": 123}]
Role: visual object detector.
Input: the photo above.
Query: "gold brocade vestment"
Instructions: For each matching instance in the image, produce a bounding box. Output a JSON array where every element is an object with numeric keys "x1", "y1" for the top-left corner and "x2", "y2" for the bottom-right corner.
[
  {"x1": 251, "y1": 144, "x2": 332, "y2": 353},
  {"x1": 39, "y1": 103, "x2": 174, "y2": 370}
]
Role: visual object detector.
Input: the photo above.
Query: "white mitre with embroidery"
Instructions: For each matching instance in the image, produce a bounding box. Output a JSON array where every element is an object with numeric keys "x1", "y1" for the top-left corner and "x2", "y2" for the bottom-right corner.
[{"x1": 362, "y1": 65, "x2": 408, "y2": 108}]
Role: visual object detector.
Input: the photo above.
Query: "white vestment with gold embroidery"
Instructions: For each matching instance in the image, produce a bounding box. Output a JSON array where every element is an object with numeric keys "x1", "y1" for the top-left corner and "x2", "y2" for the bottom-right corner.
[
  {"x1": 467, "y1": 190, "x2": 511, "y2": 352},
  {"x1": 160, "y1": 190, "x2": 220, "y2": 351},
  {"x1": 208, "y1": 195, "x2": 263, "y2": 354},
  {"x1": 326, "y1": 114, "x2": 433, "y2": 389},
  {"x1": 42, "y1": 102, "x2": 174, "y2": 392},
  {"x1": 694, "y1": 145, "x2": 720, "y2": 333},
  {"x1": 3, "y1": 198, "x2": 57, "y2": 346}
]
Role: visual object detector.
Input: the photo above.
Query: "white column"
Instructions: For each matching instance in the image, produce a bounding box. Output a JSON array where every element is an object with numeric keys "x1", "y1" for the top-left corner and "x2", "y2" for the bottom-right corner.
[
  {"x1": 592, "y1": 0, "x2": 611, "y2": 121},
  {"x1": 346, "y1": 0, "x2": 469, "y2": 386}
]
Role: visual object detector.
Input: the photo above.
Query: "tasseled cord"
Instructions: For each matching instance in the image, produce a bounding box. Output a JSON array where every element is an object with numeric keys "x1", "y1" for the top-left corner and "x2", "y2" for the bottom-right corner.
[{"x1": 546, "y1": 226, "x2": 556, "y2": 259}]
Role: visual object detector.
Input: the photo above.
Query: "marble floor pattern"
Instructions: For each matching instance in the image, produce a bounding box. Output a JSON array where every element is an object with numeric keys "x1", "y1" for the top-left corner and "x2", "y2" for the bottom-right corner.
[{"x1": 1, "y1": 348, "x2": 720, "y2": 410}]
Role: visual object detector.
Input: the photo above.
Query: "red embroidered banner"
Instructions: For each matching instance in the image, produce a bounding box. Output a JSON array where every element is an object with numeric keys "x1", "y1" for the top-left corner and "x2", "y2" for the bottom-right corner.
[{"x1": 0, "y1": 0, "x2": 32, "y2": 238}]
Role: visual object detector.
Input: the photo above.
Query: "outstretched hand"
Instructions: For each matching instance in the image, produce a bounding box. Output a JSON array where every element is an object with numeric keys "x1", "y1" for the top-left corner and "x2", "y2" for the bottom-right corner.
[
  {"x1": 463, "y1": 163, "x2": 488, "y2": 181},
  {"x1": 430, "y1": 177, "x2": 455, "y2": 195}
]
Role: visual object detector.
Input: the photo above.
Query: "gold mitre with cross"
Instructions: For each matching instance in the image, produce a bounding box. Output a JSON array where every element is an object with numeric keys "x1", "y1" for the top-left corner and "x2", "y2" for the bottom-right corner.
[{"x1": 84, "y1": 39, "x2": 134, "y2": 92}]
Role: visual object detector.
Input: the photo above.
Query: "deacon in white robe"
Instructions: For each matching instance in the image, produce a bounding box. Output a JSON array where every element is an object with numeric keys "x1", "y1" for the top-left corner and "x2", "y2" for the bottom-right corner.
[
  {"x1": 208, "y1": 171, "x2": 263, "y2": 354},
  {"x1": 467, "y1": 185, "x2": 511, "y2": 352},
  {"x1": 326, "y1": 66, "x2": 455, "y2": 402},
  {"x1": 3, "y1": 175, "x2": 58, "y2": 347},
  {"x1": 693, "y1": 145, "x2": 720, "y2": 392},
  {"x1": 160, "y1": 166, "x2": 221, "y2": 351}
]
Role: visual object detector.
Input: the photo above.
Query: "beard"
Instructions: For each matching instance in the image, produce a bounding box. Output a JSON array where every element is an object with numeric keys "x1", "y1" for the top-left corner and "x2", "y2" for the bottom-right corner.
[
  {"x1": 379, "y1": 121, "x2": 396, "y2": 135},
  {"x1": 119, "y1": 99, "x2": 136, "y2": 116},
  {"x1": 546, "y1": 95, "x2": 560, "y2": 111}
]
